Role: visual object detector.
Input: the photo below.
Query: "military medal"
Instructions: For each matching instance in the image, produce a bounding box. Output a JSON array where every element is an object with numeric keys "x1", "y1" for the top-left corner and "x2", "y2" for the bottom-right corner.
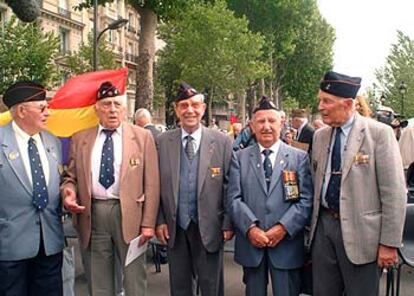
[
  {"x1": 282, "y1": 170, "x2": 300, "y2": 202},
  {"x1": 8, "y1": 151, "x2": 19, "y2": 160}
]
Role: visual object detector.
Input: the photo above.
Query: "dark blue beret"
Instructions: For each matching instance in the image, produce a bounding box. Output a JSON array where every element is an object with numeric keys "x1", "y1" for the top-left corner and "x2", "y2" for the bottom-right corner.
[
  {"x1": 320, "y1": 71, "x2": 361, "y2": 99},
  {"x1": 97, "y1": 81, "x2": 120, "y2": 100},
  {"x1": 2, "y1": 81, "x2": 46, "y2": 109},
  {"x1": 176, "y1": 82, "x2": 199, "y2": 102},
  {"x1": 253, "y1": 96, "x2": 277, "y2": 113}
]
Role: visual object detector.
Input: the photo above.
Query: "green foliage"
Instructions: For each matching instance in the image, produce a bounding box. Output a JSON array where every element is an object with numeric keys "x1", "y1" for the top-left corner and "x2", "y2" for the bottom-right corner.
[
  {"x1": 0, "y1": 17, "x2": 60, "y2": 94},
  {"x1": 64, "y1": 33, "x2": 118, "y2": 75},
  {"x1": 157, "y1": 0, "x2": 266, "y2": 102},
  {"x1": 375, "y1": 31, "x2": 414, "y2": 116},
  {"x1": 227, "y1": 0, "x2": 335, "y2": 109}
]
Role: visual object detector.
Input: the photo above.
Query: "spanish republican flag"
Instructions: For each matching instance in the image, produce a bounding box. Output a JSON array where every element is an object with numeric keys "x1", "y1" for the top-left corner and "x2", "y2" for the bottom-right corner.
[
  {"x1": 0, "y1": 68, "x2": 128, "y2": 163},
  {"x1": 47, "y1": 67, "x2": 128, "y2": 137},
  {"x1": 0, "y1": 67, "x2": 128, "y2": 135}
]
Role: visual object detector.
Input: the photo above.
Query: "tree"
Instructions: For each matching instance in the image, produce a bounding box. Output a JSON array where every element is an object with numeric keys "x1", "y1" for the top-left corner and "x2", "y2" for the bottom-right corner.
[
  {"x1": 157, "y1": 0, "x2": 266, "y2": 125},
  {"x1": 65, "y1": 34, "x2": 118, "y2": 75},
  {"x1": 76, "y1": 0, "x2": 212, "y2": 112},
  {"x1": 0, "y1": 17, "x2": 60, "y2": 94},
  {"x1": 375, "y1": 31, "x2": 414, "y2": 116},
  {"x1": 227, "y1": 0, "x2": 335, "y2": 109}
]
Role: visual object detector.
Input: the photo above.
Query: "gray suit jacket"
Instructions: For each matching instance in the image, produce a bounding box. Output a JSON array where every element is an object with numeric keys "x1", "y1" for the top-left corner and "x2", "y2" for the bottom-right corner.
[
  {"x1": 156, "y1": 126, "x2": 233, "y2": 252},
  {"x1": 0, "y1": 123, "x2": 64, "y2": 260},
  {"x1": 229, "y1": 142, "x2": 313, "y2": 269},
  {"x1": 310, "y1": 113, "x2": 407, "y2": 264}
]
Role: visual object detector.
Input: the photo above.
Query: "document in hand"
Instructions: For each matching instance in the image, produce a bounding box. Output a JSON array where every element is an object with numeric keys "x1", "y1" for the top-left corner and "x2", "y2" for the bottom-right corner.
[{"x1": 125, "y1": 235, "x2": 148, "y2": 267}]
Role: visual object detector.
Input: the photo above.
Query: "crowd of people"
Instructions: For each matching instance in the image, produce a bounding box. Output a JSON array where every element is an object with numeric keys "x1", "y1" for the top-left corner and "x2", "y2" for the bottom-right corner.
[{"x1": 0, "y1": 70, "x2": 408, "y2": 296}]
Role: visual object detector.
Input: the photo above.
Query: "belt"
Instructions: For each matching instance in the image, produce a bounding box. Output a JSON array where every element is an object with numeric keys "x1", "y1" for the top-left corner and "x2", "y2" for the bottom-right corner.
[{"x1": 321, "y1": 206, "x2": 340, "y2": 220}]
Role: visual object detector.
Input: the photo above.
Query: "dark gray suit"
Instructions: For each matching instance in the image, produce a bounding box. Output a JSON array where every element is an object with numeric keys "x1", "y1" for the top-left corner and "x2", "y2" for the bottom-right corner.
[
  {"x1": 156, "y1": 126, "x2": 233, "y2": 296},
  {"x1": 229, "y1": 142, "x2": 313, "y2": 296}
]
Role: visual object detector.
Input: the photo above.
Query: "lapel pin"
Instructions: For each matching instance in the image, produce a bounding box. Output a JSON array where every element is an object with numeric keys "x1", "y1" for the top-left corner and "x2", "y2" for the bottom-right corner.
[{"x1": 8, "y1": 151, "x2": 19, "y2": 160}]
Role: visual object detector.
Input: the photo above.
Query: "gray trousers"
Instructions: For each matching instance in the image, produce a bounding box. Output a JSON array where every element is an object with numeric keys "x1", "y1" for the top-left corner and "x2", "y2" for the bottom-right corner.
[
  {"x1": 89, "y1": 199, "x2": 147, "y2": 296},
  {"x1": 312, "y1": 210, "x2": 381, "y2": 296},
  {"x1": 243, "y1": 250, "x2": 301, "y2": 296},
  {"x1": 168, "y1": 222, "x2": 224, "y2": 296}
]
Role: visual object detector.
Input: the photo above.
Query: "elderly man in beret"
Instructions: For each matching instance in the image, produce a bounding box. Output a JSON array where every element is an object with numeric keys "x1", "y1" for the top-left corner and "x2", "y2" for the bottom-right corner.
[
  {"x1": 228, "y1": 96, "x2": 313, "y2": 296},
  {"x1": 156, "y1": 82, "x2": 233, "y2": 296},
  {"x1": 61, "y1": 81, "x2": 160, "y2": 296},
  {"x1": 310, "y1": 71, "x2": 406, "y2": 296},
  {"x1": 0, "y1": 81, "x2": 65, "y2": 295}
]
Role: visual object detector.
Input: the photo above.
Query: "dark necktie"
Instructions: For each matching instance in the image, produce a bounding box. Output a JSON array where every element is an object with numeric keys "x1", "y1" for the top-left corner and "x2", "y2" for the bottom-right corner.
[
  {"x1": 325, "y1": 127, "x2": 342, "y2": 212},
  {"x1": 99, "y1": 129, "x2": 115, "y2": 189},
  {"x1": 28, "y1": 137, "x2": 48, "y2": 210},
  {"x1": 263, "y1": 149, "x2": 273, "y2": 190},
  {"x1": 185, "y1": 135, "x2": 195, "y2": 161}
]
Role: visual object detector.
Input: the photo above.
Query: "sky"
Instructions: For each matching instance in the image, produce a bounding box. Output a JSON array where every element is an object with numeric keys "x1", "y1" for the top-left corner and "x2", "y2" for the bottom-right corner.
[{"x1": 317, "y1": 0, "x2": 414, "y2": 91}]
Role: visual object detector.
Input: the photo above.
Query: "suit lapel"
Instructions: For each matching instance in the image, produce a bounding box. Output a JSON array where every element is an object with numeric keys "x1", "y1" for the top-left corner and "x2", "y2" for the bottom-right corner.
[
  {"x1": 2, "y1": 124, "x2": 32, "y2": 195},
  {"x1": 341, "y1": 114, "x2": 365, "y2": 181},
  {"x1": 197, "y1": 127, "x2": 214, "y2": 197},
  {"x1": 268, "y1": 143, "x2": 288, "y2": 195},
  {"x1": 168, "y1": 129, "x2": 182, "y2": 206},
  {"x1": 249, "y1": 144, "x2": 267, "y2": 195},
  {"x1": 119, "y1": 124, "x2": 133, "y2": 186},
  {"x1": 81, "y1": 127, "x2": 97, "y2": 196}
]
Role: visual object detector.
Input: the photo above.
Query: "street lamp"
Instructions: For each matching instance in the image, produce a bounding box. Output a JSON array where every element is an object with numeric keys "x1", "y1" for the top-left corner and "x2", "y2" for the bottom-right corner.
[
  {"x1": 399, "y1": 81, "x2": 407, "y2": 115},
  {"x1": 92, "y1": 0, "x2": 128, "y2": 70}
]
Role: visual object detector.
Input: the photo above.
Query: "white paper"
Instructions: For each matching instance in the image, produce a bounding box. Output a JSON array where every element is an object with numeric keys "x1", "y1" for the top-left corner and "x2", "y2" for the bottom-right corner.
[{"x1": 125, "y1": 235, "x2": 148, "y2": 267}]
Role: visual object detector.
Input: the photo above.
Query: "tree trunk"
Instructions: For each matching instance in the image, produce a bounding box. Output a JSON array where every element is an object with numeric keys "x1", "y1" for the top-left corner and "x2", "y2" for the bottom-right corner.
[
  {"x1": 237, "y1": 90, "x2": 246, "y2": 126},
  {"x1": 259, "y1": 78, "x2": 265, "y2": 98},
  {"x1": 134, "y1": 7, "x2": 157, "y2": 111},
  {"x1": 206, "y1": 88, "x2": 214, "y2": 127}
]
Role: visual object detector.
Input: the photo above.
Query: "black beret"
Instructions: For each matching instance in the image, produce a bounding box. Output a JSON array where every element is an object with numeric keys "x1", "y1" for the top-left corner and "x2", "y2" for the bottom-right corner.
[
  {"x1": 97, "y1": 81, "x2": 120, "y2": 100},
  {"x1": 176, "y1": 82, "x2": 199, "y2": 102},
  {"x1": 320, "y1": 71, "x2": 361, "y2": 99},
  {"x1": 253, "y1": 96, "x2": 277, "y2": 113},
  {"x1": 2, "y1": 81, "x2": 46, "y2": 109}
]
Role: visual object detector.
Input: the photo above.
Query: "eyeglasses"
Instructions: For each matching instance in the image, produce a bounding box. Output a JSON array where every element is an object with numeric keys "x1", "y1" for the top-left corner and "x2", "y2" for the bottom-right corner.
[
  {"x1": 22, "y1": 102, "x2": 48, "y2": 113},
  {"x1": 176, "y1": 101, "x2": 204, "y2": 111}
]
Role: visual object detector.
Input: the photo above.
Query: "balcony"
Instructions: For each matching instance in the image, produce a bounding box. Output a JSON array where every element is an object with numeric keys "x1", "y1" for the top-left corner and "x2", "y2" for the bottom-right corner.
[
  {"x1": 125, "y1": 53, "x2": 138, "y2": 63},
  {"x1": 58, "y1": 7, "x2": 71, "y2": 19}
]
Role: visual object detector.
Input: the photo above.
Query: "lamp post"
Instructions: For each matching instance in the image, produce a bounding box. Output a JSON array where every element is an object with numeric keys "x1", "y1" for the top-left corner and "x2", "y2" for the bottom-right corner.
[
  {"x1": 399, "y1": 81, "x2": 407, "y2": 115},
  {"x1": 92, "y1": 2, "x2": 128, "y2": 70}
]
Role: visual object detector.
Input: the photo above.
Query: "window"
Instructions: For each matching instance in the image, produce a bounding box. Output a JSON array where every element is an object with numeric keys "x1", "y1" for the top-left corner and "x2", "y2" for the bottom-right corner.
[{"x1": 59, "y1": 28, "x2": 70, "y2": 53}]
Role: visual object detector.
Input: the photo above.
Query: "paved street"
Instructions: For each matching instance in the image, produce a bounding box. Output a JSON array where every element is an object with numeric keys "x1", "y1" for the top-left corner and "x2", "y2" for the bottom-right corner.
[{"x1": 70, "y1": 238, "x2": 413, "y2": 296}]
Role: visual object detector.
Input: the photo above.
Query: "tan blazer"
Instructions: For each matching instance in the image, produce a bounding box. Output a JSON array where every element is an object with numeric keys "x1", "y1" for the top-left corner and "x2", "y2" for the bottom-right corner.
[
  {"x1": 310, "y1": 113, "x2": 406, "y2": 265},
  {"x1": 61, "y1": 123, "x2": 160, "y2": 249}
]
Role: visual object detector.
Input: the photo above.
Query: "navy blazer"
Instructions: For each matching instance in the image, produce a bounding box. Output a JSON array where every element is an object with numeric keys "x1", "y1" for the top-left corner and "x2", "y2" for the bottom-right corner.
[{"x1": 229, "y1": 142, "x2": 313, "y2": 269}]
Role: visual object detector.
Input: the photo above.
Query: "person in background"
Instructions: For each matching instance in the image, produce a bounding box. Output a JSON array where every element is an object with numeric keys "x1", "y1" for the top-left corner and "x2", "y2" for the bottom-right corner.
[
  {"x1": 156, "y1": 82, "x2": 233, "y2": 296},
  {"x1": 310, "y1": 71, "x2": 406, "y2": 296},
  {"x1": 135, "y1": 108, "x2": 161, "y2": 138},
  {"x1": 290, "y1": 109, "x2": 314, "y2": 146},
  {"x1": 0, "y1": 81, "x2": 65, "y2": 296},
  {"x1": 355, "y1": 95, "x2": 372, "y2": 117},
  {"x1": 312, "y1": 117, "x2": 326, "y2": 130},
  {"x1": 229, "y1": 96, "x2": 313, "y2": 296},
  {"x1": 62, "y1": 81, "x2": 160, "y2": 296},
  {"x1": 229, "y1": 122, "x2": 243, "y2": 140},
  {"x1": 283, "y1": 128, "x2": 296, "y2": 146}
]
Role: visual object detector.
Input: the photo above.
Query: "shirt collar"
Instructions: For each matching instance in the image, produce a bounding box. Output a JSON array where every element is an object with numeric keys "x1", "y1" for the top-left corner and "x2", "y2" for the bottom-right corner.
[
  {"x1": 181, "y1": 125, "x2": 202, "y2": 143},
  {"x1": 98, "y1": 124, "x2": 122, "y2": 136},
  {"x1": 258, "y1": 140, "x2": 281, "y2": 156},
  {"x1": 12, "y1": 121, "x2": 42, "y2": 144},
  {"x1": 338, "y1": 112, "x2": 355, "y2": 137}
]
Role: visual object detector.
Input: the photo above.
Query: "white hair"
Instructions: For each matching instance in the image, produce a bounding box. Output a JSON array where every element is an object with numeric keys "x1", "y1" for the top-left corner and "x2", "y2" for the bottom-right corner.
[{"x1": 135, "y1": 108, "x2": 152, "y2": 121}]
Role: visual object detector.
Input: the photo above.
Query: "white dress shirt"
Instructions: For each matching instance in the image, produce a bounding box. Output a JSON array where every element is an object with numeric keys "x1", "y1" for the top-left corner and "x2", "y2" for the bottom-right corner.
[
  {"x1": 91, "y1": 124, "x2": 123, "y2": 199},
  {"x1": 258, "y1": 140, "x2": 281, "y2": 169},
  {"x1": 12, "y1": 121, "x2": 49, "y2": 186},
  {"x1": 181, "y1": 125, "x2": 202, "y2": 155}
]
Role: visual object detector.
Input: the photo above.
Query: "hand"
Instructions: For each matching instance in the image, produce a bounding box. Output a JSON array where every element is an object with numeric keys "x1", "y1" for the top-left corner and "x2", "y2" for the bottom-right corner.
[
  {"x1": 247, "y1": 226, "x2": 270, "y2": 248},
  {"x1": 63, "y1": 187, "x2": 85, "y2": 214},
  {"x1": 155, "y1": 224, "x2": 170, "y2": 245},
  {"x1": 377, "y1": 244, "x2": 398, "y2": 268},
  {"x1": 139, "y1": 227, "x2": 154, "y2": 246},
  {"x1": 265, "y1": 224, "x2": 287, "y2": 248},
  {"x1": 223, "y1": 230, "x2": 234, "y2": 241}
]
